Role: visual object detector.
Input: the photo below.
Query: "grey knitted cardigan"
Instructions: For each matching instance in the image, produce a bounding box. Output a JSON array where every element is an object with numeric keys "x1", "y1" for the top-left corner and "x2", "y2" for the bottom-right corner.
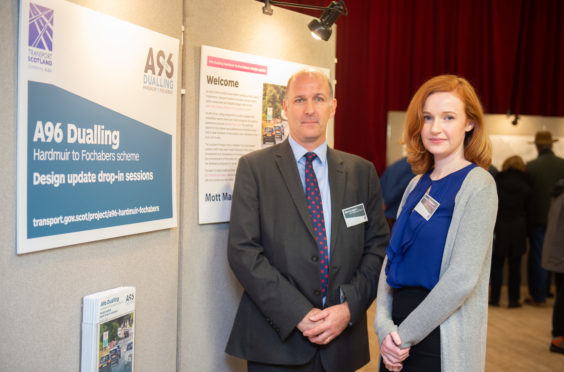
[{"x1": 374, "y1": 166, "x2": 498, "y2": 372}]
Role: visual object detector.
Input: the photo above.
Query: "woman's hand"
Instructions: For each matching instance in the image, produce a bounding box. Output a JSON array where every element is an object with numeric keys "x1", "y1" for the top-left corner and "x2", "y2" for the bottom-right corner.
[{"x1": 380, "y1": 331, "x2": 410, "y2": 371}]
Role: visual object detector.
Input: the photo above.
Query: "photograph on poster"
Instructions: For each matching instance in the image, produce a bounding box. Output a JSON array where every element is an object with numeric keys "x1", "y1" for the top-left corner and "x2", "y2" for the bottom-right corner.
[
  {"x1": 261, "y1": 83, "x2": 288, "y2": 147},
  {"x1": 17, "y1": 0, "x2": 179, "y2": 253}
]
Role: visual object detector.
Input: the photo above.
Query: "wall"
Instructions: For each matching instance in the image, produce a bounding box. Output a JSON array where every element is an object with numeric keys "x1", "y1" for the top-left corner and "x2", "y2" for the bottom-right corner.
[
  {"x1": 0, "y1": 0, "x2": 335, "y2": 371},
  {"x1": 0, "y1": 0, "x2": 182, "y2": 371},
  {"x1": 179, "y1": 1, "x2": 336, "y2": 371}
]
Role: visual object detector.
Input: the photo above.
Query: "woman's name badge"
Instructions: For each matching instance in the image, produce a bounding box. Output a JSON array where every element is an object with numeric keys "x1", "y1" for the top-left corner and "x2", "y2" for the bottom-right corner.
[{"x1": 414, "y1": 193, "x2": 440, "y2": 221}]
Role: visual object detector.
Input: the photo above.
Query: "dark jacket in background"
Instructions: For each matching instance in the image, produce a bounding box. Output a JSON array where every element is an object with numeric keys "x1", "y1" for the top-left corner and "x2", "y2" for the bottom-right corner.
[
  {"x1": 542, "y1": 179, "x2": 564, "y2": 273},
  {"x1": 526, "y1": 149, "x2": 564, "y2": 226},
  {"x1": 494, "y1": 169, "x2": 532, "y2": 257}
]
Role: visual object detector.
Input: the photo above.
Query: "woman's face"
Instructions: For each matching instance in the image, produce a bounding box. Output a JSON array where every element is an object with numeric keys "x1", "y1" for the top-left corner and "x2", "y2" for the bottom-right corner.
[{"x1": 420, "y1": 91, "x2": 474, "y2": 163}]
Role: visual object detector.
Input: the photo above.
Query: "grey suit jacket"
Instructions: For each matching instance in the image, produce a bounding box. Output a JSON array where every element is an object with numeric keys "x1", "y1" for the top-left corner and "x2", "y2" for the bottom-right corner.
[{"x1": 226, "y1": 140, "x2": 389, "y2": 371}]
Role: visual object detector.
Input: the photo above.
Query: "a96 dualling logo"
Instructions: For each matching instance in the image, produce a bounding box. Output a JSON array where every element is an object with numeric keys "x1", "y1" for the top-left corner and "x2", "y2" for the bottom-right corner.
[
  {"x1": 143, "y1": 47, "x2": 175, "y2": 94},
  {"x1": 27, "y1": 2, "x2": 54, "y2": 72},
  {"x1": 125, "y1": 292, "x2": 135, "y2": 304}
]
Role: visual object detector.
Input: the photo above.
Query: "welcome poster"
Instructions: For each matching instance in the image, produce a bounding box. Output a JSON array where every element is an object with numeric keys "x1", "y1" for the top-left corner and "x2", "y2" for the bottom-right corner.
[
  {"x1": 198, "y1": 46, "x2": 330, "y2": 224},
  {"x1": 17, "y1": 0, "x2": 179, "y2": 253}
]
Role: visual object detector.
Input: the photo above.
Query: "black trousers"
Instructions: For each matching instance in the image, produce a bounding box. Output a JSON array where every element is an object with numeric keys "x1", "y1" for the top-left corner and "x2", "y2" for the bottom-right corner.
[
  {"x1": 380, "y1": 287, "x2": 441, "y2": 372},
  {"x1": 553, "y1": 273, "x2": 564, "y2": 337},
  {"x1": 490, "y1": 255, "x2": 522, "y2": 303}
]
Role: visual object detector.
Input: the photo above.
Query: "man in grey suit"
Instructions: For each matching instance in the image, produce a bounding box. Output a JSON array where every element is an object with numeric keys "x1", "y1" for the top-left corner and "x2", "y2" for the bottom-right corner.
[{"x1": 225, "y1": 69, "x2": 389, "y2": 371}]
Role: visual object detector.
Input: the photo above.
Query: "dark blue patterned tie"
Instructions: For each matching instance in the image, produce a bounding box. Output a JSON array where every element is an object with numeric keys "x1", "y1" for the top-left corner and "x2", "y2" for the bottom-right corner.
[{"x1": 304, "y1": 152, "x2": 329, "y2": 296}]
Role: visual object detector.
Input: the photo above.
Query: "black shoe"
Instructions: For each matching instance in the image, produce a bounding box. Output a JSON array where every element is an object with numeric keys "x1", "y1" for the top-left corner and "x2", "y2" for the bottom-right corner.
[
  {"x1": 508, "y1": 301, "x2": 522, "y2": 308},
  {"x1": 550, "y1": 337, "x2": 564, "y2": 354},
  {"x1": 488, "y1": 300, "x2": 500, "y2": 307},
  {"x1": 524, "y1": 297, "x2": 547, "y2": 307}
]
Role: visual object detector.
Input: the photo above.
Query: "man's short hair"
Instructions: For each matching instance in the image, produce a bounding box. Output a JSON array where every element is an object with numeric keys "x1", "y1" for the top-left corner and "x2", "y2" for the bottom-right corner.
[{"x1": 285, "y1": 68, "x2": 333, "y2": 100}]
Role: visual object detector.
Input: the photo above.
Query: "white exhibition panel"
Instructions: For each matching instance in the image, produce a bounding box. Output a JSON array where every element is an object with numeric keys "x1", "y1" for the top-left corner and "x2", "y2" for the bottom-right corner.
[
  {"x1": 198, "y1": 45, "x2": 330, "y2": 224},
  {"x1": 17, "y1": 0, "x2": 179, "y2": 253},
  {"x1": 489, "y1": 134, "x2": 564, "y2": 169}
]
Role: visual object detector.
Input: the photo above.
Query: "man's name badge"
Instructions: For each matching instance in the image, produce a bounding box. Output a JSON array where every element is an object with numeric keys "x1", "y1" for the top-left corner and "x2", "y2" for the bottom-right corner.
[
  {"x1": 414, "y1": 193, "x2": 440, "y2": 221},
  {"x1": 342, "y1": 203, "x2": 368, "y2": 227}
]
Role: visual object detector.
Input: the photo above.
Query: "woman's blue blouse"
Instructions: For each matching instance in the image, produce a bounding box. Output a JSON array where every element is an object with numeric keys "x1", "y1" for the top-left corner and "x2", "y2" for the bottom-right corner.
[{"x1": 385, "y1": 163, "x2": 476, "y2": 290}]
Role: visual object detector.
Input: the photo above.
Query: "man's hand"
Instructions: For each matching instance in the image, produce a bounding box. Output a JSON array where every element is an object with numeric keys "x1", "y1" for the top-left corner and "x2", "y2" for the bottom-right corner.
[
  {"x1": 380, "y1": 331, "x2": 410, "y2": 371},
  {"x1": 301, "y1": 302, "x2": 351, "y2": 345},
  {"x1": 297, "y1": 308, "x2": 323, "y2": 333}
]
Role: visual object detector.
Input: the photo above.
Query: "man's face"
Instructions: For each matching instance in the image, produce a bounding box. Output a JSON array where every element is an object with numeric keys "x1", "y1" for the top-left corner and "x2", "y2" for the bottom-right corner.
[{"x1": 283, "y1": 72, "x2": 336, "y2": 150}]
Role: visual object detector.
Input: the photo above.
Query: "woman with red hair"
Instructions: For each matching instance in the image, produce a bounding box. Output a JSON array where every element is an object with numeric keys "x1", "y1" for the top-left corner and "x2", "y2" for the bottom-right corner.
[{"x1": 374, "y1": 75, "x2": 498, "y2": 371}]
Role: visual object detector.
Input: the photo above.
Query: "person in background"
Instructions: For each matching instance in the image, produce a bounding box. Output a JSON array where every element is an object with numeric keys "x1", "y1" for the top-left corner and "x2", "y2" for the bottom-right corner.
[
  {"x1": 487, "y1": 163, "x2": 499, "y2": 178},
  {"x1": 542, "y1": 179, "x2": 564, "y2": 354},
  {"x1": 489, "y1": 155, "x2": 531, "y2": 308},
  {"x1": 525, "y1": 131, "x2": 564, "y2": 306},
  {"x1": 374, "y1": 75, "x2": 497, "y2": 372},
  {"x1": 380, "y1": 157, "x2": 415, "y2": 229},
  {"x1": 226, "y1": 69, "x2": 389, "y2": 372}
]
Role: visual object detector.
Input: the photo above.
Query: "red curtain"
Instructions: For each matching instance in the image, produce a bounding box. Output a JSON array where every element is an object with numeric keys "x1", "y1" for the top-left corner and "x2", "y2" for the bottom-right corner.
[{"x1": 272, "y1": 0, "x2": 564, "y2": 173}]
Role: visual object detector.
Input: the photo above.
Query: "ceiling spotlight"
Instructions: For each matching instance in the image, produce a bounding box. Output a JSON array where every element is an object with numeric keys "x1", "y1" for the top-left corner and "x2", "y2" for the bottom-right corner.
[
  {"x1": 257, "y1": 0, "x2": 348, "y2": 41},
  {"x1": 308, "y1": 1, "x2": 346, "y2": 40}
]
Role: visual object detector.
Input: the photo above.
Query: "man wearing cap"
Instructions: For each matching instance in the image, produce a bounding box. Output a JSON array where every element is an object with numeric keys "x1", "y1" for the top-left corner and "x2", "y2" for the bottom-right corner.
[{"x1": 525, "y1": 131, "x2": 564, "y2": 305}]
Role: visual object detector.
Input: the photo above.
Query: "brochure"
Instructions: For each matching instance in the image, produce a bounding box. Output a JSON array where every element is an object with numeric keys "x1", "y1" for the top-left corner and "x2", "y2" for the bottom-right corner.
[{"x1": 81, "y1": 286, "x2": 135, "y2": 372}]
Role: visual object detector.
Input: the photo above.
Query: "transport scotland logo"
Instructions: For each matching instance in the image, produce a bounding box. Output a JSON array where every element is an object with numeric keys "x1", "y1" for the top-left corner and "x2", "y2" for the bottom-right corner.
[
  {"x1": 27, "y1": 3, "x2": 54, "y2": 71},
  {"x1": 28, "y1": 3, "x2": 54, "y2": 51}
]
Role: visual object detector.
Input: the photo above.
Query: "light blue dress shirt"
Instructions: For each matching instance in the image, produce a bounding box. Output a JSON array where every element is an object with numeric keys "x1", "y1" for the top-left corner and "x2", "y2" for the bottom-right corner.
[{"x1": 288, "y1": 136, "x2": 332, "y2": 256}]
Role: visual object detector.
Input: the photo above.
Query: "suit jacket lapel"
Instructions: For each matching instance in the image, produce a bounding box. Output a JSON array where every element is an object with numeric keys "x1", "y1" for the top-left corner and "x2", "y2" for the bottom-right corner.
[
  {"x1": 274, "y1": 141, "x2": 316, "y2": 238},
  {"x1": 328, "y1": 148, "x2": 346, "y2": 259}
]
